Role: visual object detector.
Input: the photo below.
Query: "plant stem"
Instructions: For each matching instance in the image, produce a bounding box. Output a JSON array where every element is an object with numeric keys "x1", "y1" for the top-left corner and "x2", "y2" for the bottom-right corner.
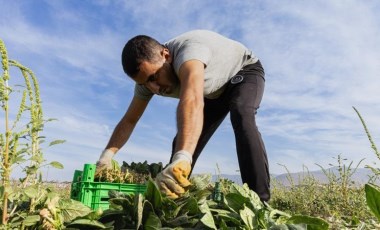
[
  {"x1": 353, "y1": 106, "x2": 380, "y2": 159},
  {"x1": 1, "y1": 38, "x2": 10, "y2": 225}
]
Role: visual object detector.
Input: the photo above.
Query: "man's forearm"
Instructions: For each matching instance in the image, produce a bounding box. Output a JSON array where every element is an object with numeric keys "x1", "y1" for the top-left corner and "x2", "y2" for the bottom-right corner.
[
  {"x1": 104, "y1": 96, "x2": 149, "y2": 153},
  {"x1": 175, "y1": 97, "x2": 204, "y2": 154},
  {"x1": 105, "y1": 119, "x2": 136, "y2": 153},
  {"x1": 175, "y1": 60, "x2": 205, "y2": 155}
]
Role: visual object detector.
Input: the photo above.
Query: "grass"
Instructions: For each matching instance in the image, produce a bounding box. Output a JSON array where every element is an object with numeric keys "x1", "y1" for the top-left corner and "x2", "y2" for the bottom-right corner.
[{"x1": 269, "y1": 156, "x2": 379, "y2": 229}]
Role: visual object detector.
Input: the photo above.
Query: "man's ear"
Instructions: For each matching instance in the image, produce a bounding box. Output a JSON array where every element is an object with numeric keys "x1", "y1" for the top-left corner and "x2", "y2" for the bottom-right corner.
[{"x1": 162, "y1": 48, "x2": 172, "y2": 63}]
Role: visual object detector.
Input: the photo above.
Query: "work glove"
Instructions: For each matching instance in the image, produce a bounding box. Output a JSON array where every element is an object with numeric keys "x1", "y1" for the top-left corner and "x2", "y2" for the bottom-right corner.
[
  {"x1": 155, "y1": 150, "x2": 192, "y2": 199},
  {"x1": 95, "y1": 149, "x2": 114, "y2": 175}
]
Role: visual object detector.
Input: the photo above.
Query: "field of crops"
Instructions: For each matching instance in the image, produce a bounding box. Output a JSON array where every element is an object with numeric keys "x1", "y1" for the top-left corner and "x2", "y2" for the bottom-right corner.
[{"x1": 15, "y1": 164, "x2": 379, "y2": 229}]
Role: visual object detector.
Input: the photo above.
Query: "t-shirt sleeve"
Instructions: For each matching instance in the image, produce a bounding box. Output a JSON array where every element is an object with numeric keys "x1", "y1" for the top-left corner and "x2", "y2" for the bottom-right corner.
[
  {"x1": 134, "y1": 84, "x2": 154, "y2": 101},
  {"x1": 172, "y1": 42, "x2": 212, "y2": 74}
]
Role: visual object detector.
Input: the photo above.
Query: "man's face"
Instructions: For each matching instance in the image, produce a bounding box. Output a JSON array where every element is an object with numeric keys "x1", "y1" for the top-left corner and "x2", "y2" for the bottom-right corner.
[{"x1": 133, "y1": 49, "x2": 178, "y2": 95}]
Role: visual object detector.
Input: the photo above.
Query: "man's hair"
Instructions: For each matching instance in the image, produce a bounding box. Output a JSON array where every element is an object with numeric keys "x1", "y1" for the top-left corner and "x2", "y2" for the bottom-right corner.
[{"x1": 121, "y1": 35, "x2": 164, "y2": 78}]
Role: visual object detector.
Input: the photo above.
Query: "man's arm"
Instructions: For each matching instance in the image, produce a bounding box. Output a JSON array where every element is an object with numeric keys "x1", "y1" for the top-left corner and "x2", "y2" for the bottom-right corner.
[
  {"x1": 154, "y1": 60, "x2": 204, "y2": 198},
  {"x1": 96, "y1": 95, "x2": 149, "y2": 174},
  {"x1": 175, "y1": 60, "x2": 205, "y2": 154},
  {"x1": 105, "y1": 95, "x2": 150, "y2": 153}
]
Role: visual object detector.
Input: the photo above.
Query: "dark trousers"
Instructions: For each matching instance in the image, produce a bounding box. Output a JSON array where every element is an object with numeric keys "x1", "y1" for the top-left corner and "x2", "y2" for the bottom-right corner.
[{"x1": 171, "y1": 60, "x2": 270, "y2": 201}]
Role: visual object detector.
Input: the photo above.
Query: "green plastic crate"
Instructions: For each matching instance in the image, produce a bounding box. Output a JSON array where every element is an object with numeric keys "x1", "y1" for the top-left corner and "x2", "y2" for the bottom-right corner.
[{"x1": 70, "y1": 164, "x2": 146, "y2": 210}]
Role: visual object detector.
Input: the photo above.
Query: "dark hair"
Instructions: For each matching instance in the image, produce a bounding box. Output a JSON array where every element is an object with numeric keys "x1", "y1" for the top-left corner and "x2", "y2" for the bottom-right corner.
[{"x1": 121, "y1": 35, "x2": 164, "y2": 78}]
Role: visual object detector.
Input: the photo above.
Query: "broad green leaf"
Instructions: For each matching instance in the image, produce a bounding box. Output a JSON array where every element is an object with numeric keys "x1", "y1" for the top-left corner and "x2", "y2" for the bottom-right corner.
[
  {"x1": 199, "y1": 202, "x2": 217, "y2": 229},
  {"x1": 365, "y1": 183, "x2": 380, "y2": 221},
  {"x1": 209, "y1": 207, "x2": 241, "y2": 225},
  {"x1": 145, "y1": 179, "x2": 163, "y2": 210},
  {"x1": 9, "y1": 212, "x2": 27, "y2": 227},
  {"x1": 82, "y1": 208, "x2": 104, "y2": 220},
  {"x1": 224, "y1": 193, "x2": 250, "y2": 213},
  {"x1": 98, "y1": 209, "x2": 125, "y2": 227},
  {"x1": 142, "y1": 200, "x2": 155, "y2": 226},
  {"x1": 58, "y1": 199, "x2": 92, "y2": 222},
  {"x1": 109, "y1": 197, "x2": 134, "y2": 211},
  {"x1": 219, "y1": 219, "x2": 228, "y2": 229},
  {"x1": 161, "y1": 196, "x2": 179, "y2": 219},
  {"x1": 24, "y1": 186, "x2": 39, "y2": 198},
  {"x1": 66, "y1": 218, "x2": 107, "y2": 228},
  {"x1": 22, "y1": 215, "x2": 40, "y2": 227},
  {"x1": 144, "y1": 212, "x2": 162, "y2": 230},
  {"x1": 164, "y1": 214, "x2": 191, "y2": 227},
  {"x1": 256, "y1": 208, "x2": 270, "y2": 229},
  {"x1": 193, "y1": 188, "x2": 212, "y2": 203},
  {"x1": 229, "y1": 182, "x2": 248, "y2": 197},
  {"x1": 240, "y1": 205, "x2": 255, "y2": 229},
  {"x1": 49, "y1": 139, "x2": 66, "y2": 146},
  {"x1": 229, "y1": 183, "x2": 263, "y2": 210},
  {"x1": 49, "y1": 161, "x2": 64, "y2": 169},
  {"x1": 287, "y1": 215, "x2": 329, "y2": 230},
  {"x1": 180, "y1": 197, "x2": 199, "y2": 216}
]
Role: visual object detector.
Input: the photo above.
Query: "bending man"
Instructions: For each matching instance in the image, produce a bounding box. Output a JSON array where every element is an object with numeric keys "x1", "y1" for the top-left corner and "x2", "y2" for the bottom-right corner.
[{"x1": 96, "y1": 30, "x2": 270, "y2": 202}]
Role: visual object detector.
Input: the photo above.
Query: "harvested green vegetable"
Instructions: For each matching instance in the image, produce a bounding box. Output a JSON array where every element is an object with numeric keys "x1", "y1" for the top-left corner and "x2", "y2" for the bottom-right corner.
[{"x1": 95, "y1": 160, "x2": 163, "y2": 184}]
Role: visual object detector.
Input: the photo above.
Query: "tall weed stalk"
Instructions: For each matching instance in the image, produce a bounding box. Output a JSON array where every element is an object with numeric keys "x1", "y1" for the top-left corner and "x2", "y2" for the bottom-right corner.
[{"x1": 0, "y1": 39, "x2": 63, "y2": 225}]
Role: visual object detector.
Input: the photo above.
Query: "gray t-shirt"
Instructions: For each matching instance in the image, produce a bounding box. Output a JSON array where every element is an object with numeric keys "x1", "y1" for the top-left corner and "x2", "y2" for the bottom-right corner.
[{"x1": 134, "y1": 30, "x2": 258, "y2": 100}]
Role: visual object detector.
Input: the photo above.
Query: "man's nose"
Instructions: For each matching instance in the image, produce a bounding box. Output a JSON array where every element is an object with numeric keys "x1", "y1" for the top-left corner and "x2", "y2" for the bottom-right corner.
[{"x1": 146, "y1": 81, "x2": 160, "y2": 94}]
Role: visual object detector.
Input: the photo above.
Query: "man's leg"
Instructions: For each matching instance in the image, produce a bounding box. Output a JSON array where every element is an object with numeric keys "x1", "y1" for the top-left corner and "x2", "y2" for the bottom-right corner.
[{"x1": 228, "y1": 61, "x2": 270, "y2": 202}]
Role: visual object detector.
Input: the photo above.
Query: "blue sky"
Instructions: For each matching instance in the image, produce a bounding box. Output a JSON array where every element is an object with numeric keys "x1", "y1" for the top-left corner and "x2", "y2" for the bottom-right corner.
[{"x1": 1, "y1": 0, "x2": 380, "y2": 181}]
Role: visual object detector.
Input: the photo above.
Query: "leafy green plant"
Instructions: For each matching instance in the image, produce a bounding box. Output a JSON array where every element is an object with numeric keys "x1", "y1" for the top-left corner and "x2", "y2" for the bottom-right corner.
[
  {"x1": 7, "y1": 189, "x2": 93, "y2": 229},
  {"x1": 87, "y1": 175, "x2": 329, "y2": 229},
  {"x1": 0, "y1": 39, "x2": 65, "y2": 226}
]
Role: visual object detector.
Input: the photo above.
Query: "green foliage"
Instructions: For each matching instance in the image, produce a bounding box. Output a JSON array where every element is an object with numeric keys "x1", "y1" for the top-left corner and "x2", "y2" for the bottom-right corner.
[
  {"x1": 365, "y1": 183, "x2": 380, "y2": 221},
  {"x1": 81, "y1": 175, "x2": 329, "y2": 229},
  {"x1": 122, "y1": 160, "x2": 163, "y2": 179}
]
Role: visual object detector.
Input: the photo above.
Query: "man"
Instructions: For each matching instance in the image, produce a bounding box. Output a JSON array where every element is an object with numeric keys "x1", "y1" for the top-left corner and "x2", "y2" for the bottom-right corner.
[{"x1": 96, "y1": 30, "x2": 270, "y2": 202}]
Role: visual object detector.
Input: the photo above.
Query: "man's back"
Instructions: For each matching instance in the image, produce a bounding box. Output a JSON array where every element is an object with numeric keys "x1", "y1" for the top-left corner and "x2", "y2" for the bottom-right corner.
[{"x1": 165, "y1": 30, "x2": 258, "y2": 99}]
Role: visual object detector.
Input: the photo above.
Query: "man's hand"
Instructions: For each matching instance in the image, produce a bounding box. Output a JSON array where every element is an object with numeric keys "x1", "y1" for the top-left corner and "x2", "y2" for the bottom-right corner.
[
  {"x1": 155, "y1": 150, "x2": 192, "y2": 199},
  {"x1": 95, "y1": 149, "x2": 115, "y2": 175}
]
